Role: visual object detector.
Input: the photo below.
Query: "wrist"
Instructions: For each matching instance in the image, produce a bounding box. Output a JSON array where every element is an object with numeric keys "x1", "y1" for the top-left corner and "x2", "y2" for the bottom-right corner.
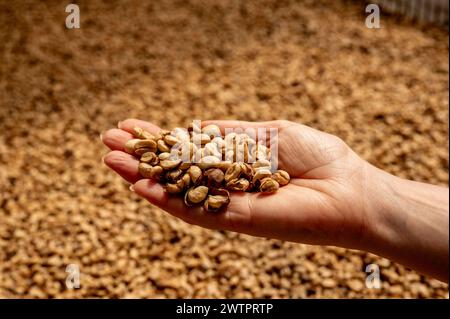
[
  {"x1": 361, "y1": 164, "x2": 402, "y2": 252},
  {"x1": 360, "y1": 163, "x2": 449, "y2": 281}
]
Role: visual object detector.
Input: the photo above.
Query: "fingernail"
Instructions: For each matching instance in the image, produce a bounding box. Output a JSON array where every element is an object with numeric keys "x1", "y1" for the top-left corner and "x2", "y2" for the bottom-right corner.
[
  {"x1": 101, "y1": 155, "x2": 106, "y2": 164},
  {"x1": 117, "y1": 121, "x2": 123, "y2": 129},
  {"x1": 99, "y1": 133, "x2": 103, "y2": 142},
  {"x1": 129, "y1": 185, "x2": 135, "y2": 192}
]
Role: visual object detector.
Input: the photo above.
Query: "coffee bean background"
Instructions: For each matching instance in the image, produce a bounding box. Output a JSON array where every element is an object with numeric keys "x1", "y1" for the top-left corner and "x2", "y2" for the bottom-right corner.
[{"x1": 0, "y1": 0, "x2": 448, "y2": 298}]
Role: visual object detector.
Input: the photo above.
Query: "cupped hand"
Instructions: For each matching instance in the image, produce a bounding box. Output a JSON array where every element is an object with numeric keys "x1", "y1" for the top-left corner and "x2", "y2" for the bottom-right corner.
[{"x1": 102, "y1": 119, "x2": 374, "y2": 250}]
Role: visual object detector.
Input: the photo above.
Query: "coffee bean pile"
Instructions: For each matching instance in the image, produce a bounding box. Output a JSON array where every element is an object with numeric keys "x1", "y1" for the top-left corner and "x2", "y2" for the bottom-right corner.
[
  {"x1": 126, "y1": 124, "x2": 290, "y2": 212},
  {"x1": 0, "y1": 0, "x2": 447, "y2": 298}
]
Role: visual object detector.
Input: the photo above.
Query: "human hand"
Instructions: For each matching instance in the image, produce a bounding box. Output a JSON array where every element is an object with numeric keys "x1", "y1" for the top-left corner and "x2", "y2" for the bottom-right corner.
[{"x1": 101, "y1": 119, "x2": 375, "y2": 250}]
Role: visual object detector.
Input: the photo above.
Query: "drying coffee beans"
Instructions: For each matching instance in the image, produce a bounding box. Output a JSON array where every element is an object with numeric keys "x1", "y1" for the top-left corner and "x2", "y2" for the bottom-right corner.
[{"x1": 127, "y1": 123, "x2": 291, "y2": 212}]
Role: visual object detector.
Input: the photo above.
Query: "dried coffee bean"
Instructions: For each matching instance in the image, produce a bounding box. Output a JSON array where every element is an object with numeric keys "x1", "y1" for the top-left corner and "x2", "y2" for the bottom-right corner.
[
  {"x1": 252, "y1": 168, "x2": 272, "y2": 184},
  {"x1": 165, "y1": 183, "x2": 183, "y2": 194},
  {"x1": 204, "y1": 193, "x2": 230, "y2": 212},
  {"x1": 156, "y1": 129, "x2": 170, "y2": 140},
  {"x1": 225, "y1": 150, "x2": 236, "y2": 162},
  {"x1": 178, "y1": 142, "x2": 196, "y2": 161},
  {"x1": 188, "y1": 166, "x2": 202, "y2": 185},
  {"x1": 138, "y1": 162, "x2": 153, "y2": 178},
  {"x1": 176, "y1": 173, "x2": 191, "y2": 191},
  {"x1": 224, "y1": 163, "x2": 242, "y2": 182},
  {"x1": 149, "y1": 165, "x2": 164, "y2": 181},
  {"x1": 179, "y1": 162, "x2": 192, "y2": 170},
  {"x1": 259, "y1": 178, "x2": 279, "y2": 193},
  {"x1": 272, "y1": 170, "x2": 290, "y2": 186},
  {"x1": 184, "y1": 186, "x2": 209, "y2": 206},
  {"x1": 203, "y1": 143, "x2": 221, "y2": 157},
  {"x1": 209, "y1": 188, "x2": 230, "y2": 197},
  {"x1": 124, "y1": 139, "x2": 141, "y2": 154},
  {"x1": 197, "y1": 155, "x2": 222, "y2": 169},
  {"x1": 157, "y1": 139, "x2": 171, "y2": 153},
  {"x1": 158, "y1": 152, "x2": 172, "y2": 160},
  {"x1": 171, "y1": 127, "x2": 190, "y2": 142},
  {"x1": 253, "y1": 159, "x2": 271, "y2": 170},
  {"x1": 135, "y1": 139, "x2": 157, "y2": 150},
  {"x1": 140, "y1": 152, "x2": 159, "y2": 165},
  {"x1": 160, "y1": 159, "x2": 182, "y2": 170},
  {"x1": 187, "y1": 122, "x2": 201, "y2": 134},
  {"x1": 215, "y1": 161, "x2": 232, "y2": 171},
  {"x1": 135, "y1": 147, "x2": 156, "y2": 156},
  {"x1": 253, "y1": 143, "x2": 270, "y2": 160},
  {"x1": 164, "y1": 135, "x2": 180, "y2": 146},
  {"x1": 202, "y1": 124, "x2": 221, "y2": 139},
  {"x1": 165, "y1": 169, "x2": 184, "y2": 183},
  {"x1": 204, "y1": 168, "x2": 224, "y2": 188},
  {"x1": 192, "y1": 133, "x2": 211, "y2": 145},
  {"x1": 133, "y1": 127, "x2": 155, "y2": 140},
  {"x1": 226, "y1": 178, "x2": 250, "y2": 191},
  {"x1": 240, "y1": 163, "x2": 253, "y2": 179},
  {"x1": 211, "y1": 136, "x2": 226, "y2": 150}
]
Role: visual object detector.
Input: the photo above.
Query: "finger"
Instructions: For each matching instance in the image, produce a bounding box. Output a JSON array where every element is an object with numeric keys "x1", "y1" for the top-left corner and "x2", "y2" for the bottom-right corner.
[
  {"x1": 133, "y1": 179, "x2": 253, "y2": 231},
  {"x1": 118, "y1": 118, "x2": 161, "y2": 135},
  {"x1": 101, "y1": 128, "x2": 134, "y2": 151},
  {"x1": 103, "y1": 150, "x2": 141, "y2": 183}
]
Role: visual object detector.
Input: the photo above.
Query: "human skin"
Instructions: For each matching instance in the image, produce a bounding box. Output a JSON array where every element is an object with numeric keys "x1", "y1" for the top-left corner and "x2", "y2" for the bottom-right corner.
[{"x1": 101, "y1": 119, "x2": 449, "y2": 282}]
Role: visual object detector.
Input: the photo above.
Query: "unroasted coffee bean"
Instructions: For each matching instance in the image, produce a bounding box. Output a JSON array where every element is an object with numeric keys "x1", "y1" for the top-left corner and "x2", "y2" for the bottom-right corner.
[
  {"x1": 149, "y1": 165, "x2": 164, "y2": 181},
  {"x1": 124, "y1": 139, "x2": 141, "y2": 154},
  {"x1": 204, "y1": 168, "x2": 224, "y2": 188},
  {"x1": 164, "y1": 135, "x2": 180, "y2": 146},
  {"x1": 184, "y1": 186, "x2": 209, "y2": 206},
  {"x1": 259, "y1": 178, "x2": 279, "y2": 193},
  {"x1": 179, "y1": 162, "x2": 192, "y2": 170},
  {"x1": 160, "y1": 159, "x2": 181, "y2": 170},
  {"x1": 165, "y1": 183, "x2": 183, "y2": 194},
  {"x1": 157, "y1": 139, "x2": 171, "y2": 153},
  {"x1": 204, "y1": 193, "x2": 230, "y2": 212},
  {"x1": 165, "y1": 169, "x2": 184, "y2": 183},
  {"x1": 272, "y1": 170, "x2": 290, "y2": 186},
  {"x1": 188, "y1": 165, "x2": 203, "y2": 185},
  {"x1": 192, "y1": 133, "x2": 211, "y2": 145},
  {"x1": 226, "y1": 178, "x2": 250, "y2": 191},
  {"x1": 138, "y1": 162, "x2": 153, "y2": 178},
  {"x1": 187, "y1": 122, "x2": 201, "y2": 134},
  {"x1": 224, "y1": 163, "x2": 242, "y2": 182},
  {"x1": 135, "y1": 147, "x2": 156, "y2": 156},
  {"x1": 240, "y1": 163, "x2": 253, "y2": 179},
  {"x1": 140, "y1": 152, "x2": 159, "y2": 165},
  {"x1": 202, "y1": 124, "x2": 221, "y2": 139},
  {"x1": 133, "y1": 127, "x2": 155, "y2": 140},
  {"x1": 252, "y1": 168, "x2": 272, "y2": 184},
  {"x1": 135, "y1": 139, "x2": 157, "y2": 150},
  {"x1": 253, "y1": 159, "x2": 271, "y2": 170},
  {"x1": 209, "y1": 187, "x2": 230, "y2": 197},
  {"x1": 203, "y1": 142, "x2": 221, "y2": 157},
  {"x1": 156, "y1": 129, "x2": 170, "y2": 140},
  {"x1": 171, "y1": 127, "x2": 190, "y2": 142},
  {"x1": 158, "y1": 152, "x2": 172, "y2": 160},
  {"x1": 197, "y1": 155, "x2": 221, "y2": 169},
  {"x1": 177, "y1": 173, "x2": 191, "y2": 191}
]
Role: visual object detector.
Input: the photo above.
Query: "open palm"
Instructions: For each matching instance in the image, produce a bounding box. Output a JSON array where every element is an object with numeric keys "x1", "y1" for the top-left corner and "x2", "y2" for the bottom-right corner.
[{"x1": 102, "y1": 119, "x2": 372, "y2": 250}]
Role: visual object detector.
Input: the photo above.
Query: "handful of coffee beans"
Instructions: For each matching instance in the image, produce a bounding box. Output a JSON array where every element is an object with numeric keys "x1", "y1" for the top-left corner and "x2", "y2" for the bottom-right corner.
[{"x1": 125, "y1": 123, "x2": 290, "y2": 212}]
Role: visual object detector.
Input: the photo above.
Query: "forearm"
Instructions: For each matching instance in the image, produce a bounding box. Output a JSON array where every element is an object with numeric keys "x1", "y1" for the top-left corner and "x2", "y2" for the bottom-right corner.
[{"x1": 366, "y1": 165, "x2": 449, "y2": 282}]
